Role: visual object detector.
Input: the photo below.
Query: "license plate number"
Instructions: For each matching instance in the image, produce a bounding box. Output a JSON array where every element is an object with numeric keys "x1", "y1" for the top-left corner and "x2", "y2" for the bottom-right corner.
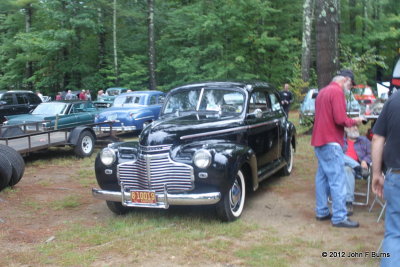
[{"x1": 131, "y1": 191, "x2": 156, "y2": 204}]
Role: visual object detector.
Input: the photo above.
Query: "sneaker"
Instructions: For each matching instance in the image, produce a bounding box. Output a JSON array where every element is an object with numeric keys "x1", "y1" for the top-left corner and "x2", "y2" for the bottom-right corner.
[{"x1": 346, "y1": 202, "x2": 353, "y2": 216}]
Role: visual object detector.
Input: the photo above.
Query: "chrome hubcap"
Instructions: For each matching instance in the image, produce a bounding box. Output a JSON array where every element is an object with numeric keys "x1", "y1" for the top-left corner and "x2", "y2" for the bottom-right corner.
[
  {"x1": 229, "y1": 179, "x2": 242, "y2": 212},
  {"x1": 82, "y1": 136, "x2": 93, "y2": 153}
]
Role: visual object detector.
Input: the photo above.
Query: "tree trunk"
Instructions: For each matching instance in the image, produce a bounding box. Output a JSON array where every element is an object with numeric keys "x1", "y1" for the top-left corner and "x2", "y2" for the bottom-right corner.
[
  {"x1": 147, "y1": 0, "x2": 157, "y2": 90},
  {"x1": 315, "y1": 0, "x2": 339, "y2": 88},
  {"x1": 97, "y1": 7, "x2": 106, "y2": 70},
  {"x1": 25, "y1": 4, "x2": 33, "y2": 91},
  {"x1": 301, "y1": 0, "x2": 315, "y2": 83},
  {"x1": 113, "y1": 0, "x2": 119, "y2": 84}
]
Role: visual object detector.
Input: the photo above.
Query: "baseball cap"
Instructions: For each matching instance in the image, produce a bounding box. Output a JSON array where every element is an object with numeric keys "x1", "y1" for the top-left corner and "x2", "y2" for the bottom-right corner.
[{"x1": 338, "y1": 69, "x2": 355, "y2": 85}]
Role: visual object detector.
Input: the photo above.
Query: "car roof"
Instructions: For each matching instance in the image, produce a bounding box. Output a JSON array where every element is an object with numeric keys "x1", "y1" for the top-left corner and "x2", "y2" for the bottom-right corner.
[
  {"x1": 0, "y1": 90, "x2": 35, "y2": 94},
  {"x1": 170, "y1": 81, "x2": 274, "y2": 93},
  {"x1": 119, "y1": 91, "x2": 164, "y2": 96},
  {"x1": 43, "y1": 100, "x2": 90, "y2": 104}
]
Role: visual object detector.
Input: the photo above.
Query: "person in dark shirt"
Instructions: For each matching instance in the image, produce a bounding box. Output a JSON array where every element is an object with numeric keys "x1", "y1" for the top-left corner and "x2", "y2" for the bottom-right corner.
[
  {"x1": 372, "y1": 90, "x2": 400, "y2": 266},
  {"x1": 279, "y1": 83, "x2": 293, "y2": 117},
  {"x1": 311, "y1": 69, "x2": 363, "y2": 228}
]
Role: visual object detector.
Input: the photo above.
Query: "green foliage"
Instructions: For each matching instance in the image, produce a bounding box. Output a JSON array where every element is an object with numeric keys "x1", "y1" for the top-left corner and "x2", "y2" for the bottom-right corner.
[
  {"x1": 340, "y1": 46, "x2": 388, "y2": 85},
  {"x1": 0, "y1": 0, "x2": 397, "y2": 94}
]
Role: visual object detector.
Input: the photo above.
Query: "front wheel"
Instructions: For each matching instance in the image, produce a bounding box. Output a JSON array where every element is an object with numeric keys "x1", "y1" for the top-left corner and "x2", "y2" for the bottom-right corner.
[
  {"x1": 74, "y1": 130, "x2": 95, "y2": 157},
  {"x1": 216, "y1": 169, "x2": 246, "y2": 222},
  {"x1": 106, "y1": 201, "x2": 131, "y2": 215}
]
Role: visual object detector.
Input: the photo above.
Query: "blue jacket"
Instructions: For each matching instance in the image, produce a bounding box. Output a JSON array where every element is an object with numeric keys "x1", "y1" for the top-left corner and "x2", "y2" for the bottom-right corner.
[{"x1": 343, "y1": 136, "x2": 372, "y2": 164}]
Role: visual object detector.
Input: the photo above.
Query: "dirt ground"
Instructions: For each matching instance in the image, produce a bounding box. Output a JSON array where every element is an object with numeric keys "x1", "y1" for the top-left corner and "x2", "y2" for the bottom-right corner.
[{"x1": 0, "y1": 135, "x2": 385, "y2": 266}]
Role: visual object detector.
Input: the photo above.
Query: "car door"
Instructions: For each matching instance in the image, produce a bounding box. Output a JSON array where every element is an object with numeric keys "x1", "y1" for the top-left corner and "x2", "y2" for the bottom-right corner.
[
  {"x1": 73, "y1": 102, "x2": 97, "y2": 126},
  {"x1": 0, "y1": 93, "x2": 17, "y2": 121},
  {"x1": 246, "y1": 88, "x2": 280, "y2": 175},
  {"x1": 148, "y1": 93, "x2": 164, "y2": 118},
  {"x1": 268, "y1": 92, "x2": 286, "y2": 160},
  {"x1": 55, "y1": 103, "x2": 78, "y2": 129},
  {"x1": 15, "y1": 93, "x2": 30, "y2": 115}
]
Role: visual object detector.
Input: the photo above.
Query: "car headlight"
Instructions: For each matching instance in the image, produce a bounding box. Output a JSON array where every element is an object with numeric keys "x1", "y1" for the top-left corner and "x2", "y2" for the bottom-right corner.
[
  {"x1": 193, "y1": 150, "x2": 212, "y2": 169},
  {"x1": 100, "y1": 147, "x2": 116, "y2": 166}
]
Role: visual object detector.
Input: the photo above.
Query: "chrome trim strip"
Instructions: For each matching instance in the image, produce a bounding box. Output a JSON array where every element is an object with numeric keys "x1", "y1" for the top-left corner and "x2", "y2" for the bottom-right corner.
[
  {"x1": 95, "y1": 126, "x2": 136, "y2": 131},
  {"x1": 196, "y1": 88, "x2": 205, "y2": 111},
  {"x1": 139, "y1": 144, "x2": 172, "y2": 152},
  {"x1": 135, "y1": 116, "x2": 153, "y2": 121},
  {"x1": 180, "y1": 126, "x2": 248, "y2": 140},
  {"x1": 180, "y1": 119, "x2": 279, "y2": 140},
  {"x1": 92, "y1": 188, "x2": 221, "y2": 207}
]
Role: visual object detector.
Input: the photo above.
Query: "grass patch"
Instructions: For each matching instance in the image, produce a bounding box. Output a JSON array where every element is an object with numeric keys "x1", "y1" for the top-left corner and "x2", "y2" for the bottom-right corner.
[
  {"x1": 30, "y1": 214, "x2": 259, "y2": 266},
  {"x1": 22, "y1": 200, "x2": 42, "y2": 211},
  {"x1": 50, "y1": 195, "x2": 81, "y2": 210}
]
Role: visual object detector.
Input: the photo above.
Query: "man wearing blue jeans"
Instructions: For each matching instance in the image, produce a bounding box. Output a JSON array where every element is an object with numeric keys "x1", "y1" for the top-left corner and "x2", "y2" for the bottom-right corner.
[
  {"x1": 311, "y1": 70, "x2": 363, "y2": 228},
  {"x1": 372, "y1": 90, "x2": 400, "y2": 266}
]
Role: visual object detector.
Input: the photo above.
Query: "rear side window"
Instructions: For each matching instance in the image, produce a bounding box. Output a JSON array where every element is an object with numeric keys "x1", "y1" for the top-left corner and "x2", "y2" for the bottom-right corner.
[
  {"x1": 149, "y1": 95, "x2": 157, "y2": 105},
  {"x1": 1, "y1": 93, "x2": 14, "y2": 104},
  {"x1": 26, "y1": 93, "x2": 41, "y2": 104},
  {"x1": 16, "y1": 94, "x2": 28, "y2": 104}
]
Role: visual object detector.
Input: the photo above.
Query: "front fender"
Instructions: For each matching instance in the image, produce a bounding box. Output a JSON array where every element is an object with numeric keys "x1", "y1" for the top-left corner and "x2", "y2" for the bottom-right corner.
[{"x1": 171, "y1": 141, "x2": 258, "y2": 194}]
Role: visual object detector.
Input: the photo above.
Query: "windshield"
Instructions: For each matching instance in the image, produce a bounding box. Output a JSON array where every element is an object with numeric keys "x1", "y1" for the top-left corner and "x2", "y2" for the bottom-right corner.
[
  {"x1": 162, "y1": 88, "x2": 245, "y2": 116},
  {"x1": 114, "y1": 94, "x2": 143, "y2": 107},
  {"x1": 32, "y1": 102, "x2": 68, "y2": 115},
  {"x1": 106, "y1": 89, "x2": 125, "y2": 96}
]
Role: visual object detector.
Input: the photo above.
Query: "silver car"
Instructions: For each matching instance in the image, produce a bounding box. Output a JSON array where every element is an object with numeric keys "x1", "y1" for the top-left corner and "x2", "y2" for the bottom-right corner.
[{"x1": 299, "y1": 88, "x2": 361, "y2": 125}]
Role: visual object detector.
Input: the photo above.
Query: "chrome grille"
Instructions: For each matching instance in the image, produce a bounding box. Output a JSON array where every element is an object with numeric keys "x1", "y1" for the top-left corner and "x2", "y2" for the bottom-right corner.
[
  {"x1": 139, "y1": 144, "x2": 172, "y2": 153},
  {"x1": 118, "y1": 153, "x2": 194, "y2": 193}
]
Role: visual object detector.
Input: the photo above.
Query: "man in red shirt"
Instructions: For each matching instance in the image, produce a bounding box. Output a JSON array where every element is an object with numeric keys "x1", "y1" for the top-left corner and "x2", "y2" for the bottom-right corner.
[
  {"x1": 311, "y1": 69, "x2": 363, "y2": 228},
  {"x1": 79, "y1": 89, "x2": 87, "y2": 100}
]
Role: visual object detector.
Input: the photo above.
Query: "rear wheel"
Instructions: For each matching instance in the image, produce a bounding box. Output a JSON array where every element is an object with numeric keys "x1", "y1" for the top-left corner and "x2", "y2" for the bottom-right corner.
[
  {"x1": 0, "y1": 145, "x2": 25, "y2": 186},
  {"x1": 216, "y1": 169, "x2": 246, "y2": 222},
  {"x1": 74, "y1": 130, "x2": 95, "y2": 157},
  {"x1": 106, "y1": 201, "x2": 131, "y2": 215},
  {"x1": 280, "y1": 140, "x2": 294, "y2": 176}
]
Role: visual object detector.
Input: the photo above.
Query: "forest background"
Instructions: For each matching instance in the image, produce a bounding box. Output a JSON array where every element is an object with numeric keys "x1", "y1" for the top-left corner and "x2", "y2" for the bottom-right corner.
[{"x1": 0, "y1": 0, "x2": 399, "y2": 101}]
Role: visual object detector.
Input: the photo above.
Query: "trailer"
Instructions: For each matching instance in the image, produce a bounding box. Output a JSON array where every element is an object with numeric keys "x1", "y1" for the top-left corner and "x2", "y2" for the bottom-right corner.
[
  {"x1": 0, "y1": 121, "x2": 119, "y2": 157},
  {"x1": 0, "y1": 121, "x2": 124, "y2": 191}
]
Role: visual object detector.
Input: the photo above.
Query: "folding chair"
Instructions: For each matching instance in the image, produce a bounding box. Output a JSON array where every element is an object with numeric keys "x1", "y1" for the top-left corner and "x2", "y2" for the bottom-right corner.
[
  {"x1": 352, "y1": 166, "x2": 371, "y2": 206},
  {"x1": 369, "y1": 195, "x2": 387, "y2": 222}
]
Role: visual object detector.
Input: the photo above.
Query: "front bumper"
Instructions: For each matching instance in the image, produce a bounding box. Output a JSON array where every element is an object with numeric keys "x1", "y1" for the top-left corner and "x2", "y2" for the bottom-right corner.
[
  {"x1": 94, "y1": 124, "x2": 136, "y2": 132},
  {"x1": 92, "y1": 188, "x2": 221, "y2": 209}
]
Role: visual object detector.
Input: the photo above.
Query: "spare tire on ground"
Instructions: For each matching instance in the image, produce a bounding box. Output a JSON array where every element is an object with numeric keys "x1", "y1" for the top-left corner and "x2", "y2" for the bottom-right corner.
[
  {"x1": 0, "y1": 144, "x2": 25, "y2": 186},
  {"x1": 0, "y1": 156, "x2": 12, "y2": 191}
]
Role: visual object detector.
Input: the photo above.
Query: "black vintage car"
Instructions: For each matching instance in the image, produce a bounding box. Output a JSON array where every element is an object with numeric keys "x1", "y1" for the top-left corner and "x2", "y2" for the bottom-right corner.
[{"x1": 92, "y1": 81, "x2": 296, "y2": 221}]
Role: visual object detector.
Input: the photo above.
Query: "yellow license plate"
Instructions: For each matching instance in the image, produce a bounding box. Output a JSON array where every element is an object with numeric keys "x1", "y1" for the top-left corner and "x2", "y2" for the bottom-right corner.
[{"x1": 131, "y1": 191, "x2": 156, "y2": 204}]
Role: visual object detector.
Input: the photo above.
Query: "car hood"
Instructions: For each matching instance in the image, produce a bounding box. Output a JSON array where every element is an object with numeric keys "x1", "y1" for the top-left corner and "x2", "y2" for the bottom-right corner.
[
  {"x1": 139, "y1": 114, "x2": 244, "y2": 146},
  {"x1": 5, "y1": 114, "x2": 52, "y2": 125},
  {"x1": 99, "y1": 106, "x2": 144, "y2": 114}
]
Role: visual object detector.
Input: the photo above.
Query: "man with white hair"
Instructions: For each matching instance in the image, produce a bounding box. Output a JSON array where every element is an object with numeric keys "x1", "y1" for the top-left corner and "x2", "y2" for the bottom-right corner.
[{"x1": 311, "y1": 69, "x2": 364, "y2": 228}]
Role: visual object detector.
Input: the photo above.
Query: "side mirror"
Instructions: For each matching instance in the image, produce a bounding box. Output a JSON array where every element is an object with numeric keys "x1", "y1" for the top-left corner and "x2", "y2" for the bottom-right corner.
[{"x1": 0, "y1": 101, "x2": 6, "y2": 106}]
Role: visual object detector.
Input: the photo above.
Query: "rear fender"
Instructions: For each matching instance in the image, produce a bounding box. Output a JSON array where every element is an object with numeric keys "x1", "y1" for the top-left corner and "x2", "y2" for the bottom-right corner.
[{"x1": 282, "y1": 122, "x2": 296, "y2": 160}]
